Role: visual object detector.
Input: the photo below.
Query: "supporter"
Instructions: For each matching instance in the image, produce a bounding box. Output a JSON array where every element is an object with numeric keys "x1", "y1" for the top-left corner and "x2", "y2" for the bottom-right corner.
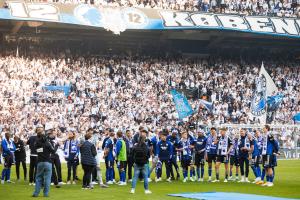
[{"x1": 63, "y1": 129, "x2": 79, "y2": 185}]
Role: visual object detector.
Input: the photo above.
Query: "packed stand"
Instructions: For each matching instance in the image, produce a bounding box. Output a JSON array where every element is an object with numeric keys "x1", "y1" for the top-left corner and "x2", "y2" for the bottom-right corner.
[
  {"x1": 0, "y1": 48, "x2": 300, "y2": 141},
  {"x1": 21, "y1": 0, "x2": 300, "y2": 17}
]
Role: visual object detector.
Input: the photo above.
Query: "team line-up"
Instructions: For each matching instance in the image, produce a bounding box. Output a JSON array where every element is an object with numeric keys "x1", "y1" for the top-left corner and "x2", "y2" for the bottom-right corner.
[{"x1": 0, "y1": 124, "x2": 279, "y2": 194}]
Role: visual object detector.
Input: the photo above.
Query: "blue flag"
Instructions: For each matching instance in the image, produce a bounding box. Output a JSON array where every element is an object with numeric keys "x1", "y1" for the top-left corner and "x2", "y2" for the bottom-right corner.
[
  {"x1": 267, "y1": 94, "x2": 284, "y2": 112},
  {"x1": 199, "y1": 99, "x2": 213, "y2": 112},
  {"x1": 171, "y1": 89, "x2": 193, "y2": 119},
  {"x1": 293, "y1": 113, "x2": 300, "y2": 123},
  {"x1": 43, "y1": 85, "x2": 71, "y2": 96}
]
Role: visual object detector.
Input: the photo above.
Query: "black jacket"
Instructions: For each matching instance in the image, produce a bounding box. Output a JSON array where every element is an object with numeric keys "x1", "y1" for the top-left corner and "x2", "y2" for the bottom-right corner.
[
  {"x1": 35, "y1": 136, "x2": 57, "y2": 163},
  {"x1": 80, "y1": 140, "x2": 97, "y2": 166},
  {"x1": 49, "y1": 138, "x2": 59, "y2": 159},
  {"x1": 27, "y1": 136, "x2": 37, "y2": 155},
  {"x1": 132, "y1": 142, "x2": 150, "y2": 166},
  {"x1": 14, "y1": 140, "x2": 26, "y2": 161}
]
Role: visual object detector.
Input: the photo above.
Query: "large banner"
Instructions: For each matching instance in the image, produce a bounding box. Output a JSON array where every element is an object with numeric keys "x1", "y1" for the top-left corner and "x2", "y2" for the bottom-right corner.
[
  {"x1": 171, "y1": 89, "x2": 194, "y2": 119},
  {"x1": 1, "y1": 1, "x2": 300, "y2": 36}
]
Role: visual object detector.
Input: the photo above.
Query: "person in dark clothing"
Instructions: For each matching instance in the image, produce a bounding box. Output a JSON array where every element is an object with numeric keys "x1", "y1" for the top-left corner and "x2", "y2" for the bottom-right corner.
[
  {"x1": 101, "y1": 129, "x2": 110, "y2": 151},
  {"x1": 13, "y1": 135, "x2": 27, "y2": 181},
  {"x1": 130, "y1": 133, "x2": 151, "y2": 194},
  {"x1": 167, "y1": 130, "x2": 180, "y2": 180},
  {"x1": 132, "y1": 127, "x2": 153, "y2": 181},
  {"x1": 238, "y1": 128, "x2": 253, "y2": 183},
  {"x1": 194, "y1": 130, "x2": 207, "y2": 182},
  {"x1": 47, "y1": 129, "x2": 63, "y2": 187},
  {"x1": 32, "y1": 125, "x2": 58, "y2": 197},
  {"x1": 80, "y1": 131, "x2": 97, "y2": 189},
  {"x1": 27, "y1": 132, "x2": 38, "y2": 185},
  {"x1": 132, "y1": 126, "x2": 145, "y2": 145},
  {"x1": 155, "y1": 131, "x2": 173, "y2": 182},
  {"x1": 124, "y1": 130, "x2": 134, "y2": 181}
]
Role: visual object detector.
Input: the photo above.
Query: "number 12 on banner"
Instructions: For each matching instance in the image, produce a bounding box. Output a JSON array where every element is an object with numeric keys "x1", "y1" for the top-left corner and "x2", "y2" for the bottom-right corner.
[{"x1": 122, "y1": 8, "x2": 148, "y2": 28}]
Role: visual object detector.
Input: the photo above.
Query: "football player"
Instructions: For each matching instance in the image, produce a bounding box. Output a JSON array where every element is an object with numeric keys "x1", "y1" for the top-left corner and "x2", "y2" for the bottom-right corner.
[
  {"x1": 194, "y1": 129, "x2": 207, "y2": 182},
  {"x1": 214, "y1": 127, "x2": 233, "y2": 182}
]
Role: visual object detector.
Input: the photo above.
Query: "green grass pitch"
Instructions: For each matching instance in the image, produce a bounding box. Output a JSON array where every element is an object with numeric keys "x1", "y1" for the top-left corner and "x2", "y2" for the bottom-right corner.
[{"x1": 0, "y1": 160, "x2": 300, "y2": 200}]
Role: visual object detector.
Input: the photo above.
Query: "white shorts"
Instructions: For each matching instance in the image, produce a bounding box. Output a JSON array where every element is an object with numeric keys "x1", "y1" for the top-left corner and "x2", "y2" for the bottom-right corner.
[{"x1": 96, "y1": 151, "x2": 101, "y2": 167}]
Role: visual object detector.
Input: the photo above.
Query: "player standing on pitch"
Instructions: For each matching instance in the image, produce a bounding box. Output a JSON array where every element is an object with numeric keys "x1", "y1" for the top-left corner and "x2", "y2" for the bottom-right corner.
[
  {"x1": 205, "y1": 127, "x2": 218, "y2": 182},
  {"x1": 214, "y1": 127, "x2": 233, "y2": 183},
  {"x1": 194, "y1": 129, "x2": 207, "y2": 182},
  {"x1": 261, "y1": 125, "x2": 279, "y2": 187}
]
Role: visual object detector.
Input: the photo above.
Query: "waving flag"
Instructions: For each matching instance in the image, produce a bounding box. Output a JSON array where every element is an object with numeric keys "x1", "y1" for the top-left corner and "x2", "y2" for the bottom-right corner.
[
  {"x1": 267, "y1": 94, "x2": 284, "y2": 112},
  {"x1": 199, "y1": 99, "x2": 213, "y2": 112},
  {"x1": 293, "y1": 113, "x2": 300, "y2": 123},
  {"x1": 259, "y1": 62, "x2": 278, "y2": 97},
  {"x1": 251, "y1": 62, "x2": 278, "y2": 124},
  {"x1": 171, "y1": 89, "x2": 193, "y2": 119},
  {"x1": 43, "y1": 85, "x2": 71, "y2": 96}
]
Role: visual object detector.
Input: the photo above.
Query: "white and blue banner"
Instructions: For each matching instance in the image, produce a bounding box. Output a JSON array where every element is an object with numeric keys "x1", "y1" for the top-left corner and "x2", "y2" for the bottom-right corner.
[
  {"x1": 1, "y1": 0, "x2": 300, "y2": 36},
  {"x1": 43, "y1": 85, "x2": 71, "y2": 96},
  {"x1": 267, "y1": 94, "x2": 284, "y2": 112},
  {"x1": 171, "y1": 89, "x2": 193, "y2": 119},
  {"x1": 251, "y1": 63, "x2": 278, "y2": 124},
  {"x1": 199, "y1": 99, "x2": 213, "y2": 112}
]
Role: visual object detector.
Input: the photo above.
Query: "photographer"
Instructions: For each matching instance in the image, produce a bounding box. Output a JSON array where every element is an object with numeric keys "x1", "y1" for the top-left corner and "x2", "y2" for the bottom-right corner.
[{"x1": 32, "y1": 125, "x2": 58, "y2": 197}]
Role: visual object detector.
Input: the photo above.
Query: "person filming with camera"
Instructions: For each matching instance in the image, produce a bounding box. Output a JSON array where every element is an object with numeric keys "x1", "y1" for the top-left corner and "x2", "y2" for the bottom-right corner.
[{"x1": 32, "y1": 125, "x2": 59, "y2": 197}]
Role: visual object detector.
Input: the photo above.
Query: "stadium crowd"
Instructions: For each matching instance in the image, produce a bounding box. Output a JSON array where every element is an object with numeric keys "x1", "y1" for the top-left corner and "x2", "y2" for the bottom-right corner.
[
  {"x1": 24, "y1": 0, "x2": 300, "y2": 18},
  {"x1": 0, "y1": 48, "x2": 300, "y2": 140},
  {"x1": 0, "y1": 43, "x2": 298, "y2": 196}
]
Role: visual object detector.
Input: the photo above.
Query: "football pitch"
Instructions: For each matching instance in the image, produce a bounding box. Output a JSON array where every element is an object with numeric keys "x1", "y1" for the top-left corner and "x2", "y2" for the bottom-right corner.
[{"x1": 0, "y1": 160, "x2": 300, "y2": 200}]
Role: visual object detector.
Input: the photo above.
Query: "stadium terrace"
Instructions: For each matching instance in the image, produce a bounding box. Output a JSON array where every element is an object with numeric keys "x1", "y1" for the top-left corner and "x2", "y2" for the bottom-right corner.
[{"x1": 160, "y1": 11, "x2": 300, "y2": 36}]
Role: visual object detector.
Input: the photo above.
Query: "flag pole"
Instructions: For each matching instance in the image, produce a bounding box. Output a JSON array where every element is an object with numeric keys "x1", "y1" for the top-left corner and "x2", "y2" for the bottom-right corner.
[{"x1": 16, "y1": 45, "x2": 19, "y2": 57}]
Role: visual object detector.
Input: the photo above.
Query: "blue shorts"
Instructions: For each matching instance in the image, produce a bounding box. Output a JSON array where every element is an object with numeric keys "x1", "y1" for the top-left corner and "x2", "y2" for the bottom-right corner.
[{"x1": 229, "y1": 155, "x2": 239, "y2": 166}]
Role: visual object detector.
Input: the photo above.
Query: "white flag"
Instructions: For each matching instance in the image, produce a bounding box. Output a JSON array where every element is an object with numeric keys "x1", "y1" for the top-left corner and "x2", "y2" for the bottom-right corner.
[
  {"x1": 259, "y1": 62, "x2": 278, "y2": 97},
  {"x1": 251, "y1": 62, "x2": 278, "y2": 125}
]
